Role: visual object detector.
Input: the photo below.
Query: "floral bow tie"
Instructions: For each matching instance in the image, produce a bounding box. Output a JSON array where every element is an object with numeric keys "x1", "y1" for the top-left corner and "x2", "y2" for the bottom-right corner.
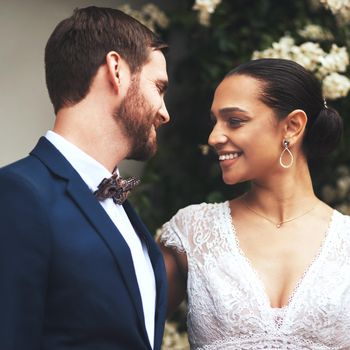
[{"x1": 94, "y1": 173, "x2": 140, "y2": 205}]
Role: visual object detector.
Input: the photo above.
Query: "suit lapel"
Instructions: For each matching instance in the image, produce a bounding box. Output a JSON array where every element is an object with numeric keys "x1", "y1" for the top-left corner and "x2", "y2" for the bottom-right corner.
[
  {"x1": 30, "y1": 138, "x2": 150, "y2": 345},
  {"x1": 123, "y1": 201, "x2": 167, "y2": 299},
  {"x1": 123, "y1": 201, "x2": 168, "y2": 349}
]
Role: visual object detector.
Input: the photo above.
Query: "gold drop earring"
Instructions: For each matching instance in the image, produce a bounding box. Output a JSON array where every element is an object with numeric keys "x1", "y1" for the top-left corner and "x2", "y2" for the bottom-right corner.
[{"x1": 279, "y1": 140, "x2": 294, "y2": 168}]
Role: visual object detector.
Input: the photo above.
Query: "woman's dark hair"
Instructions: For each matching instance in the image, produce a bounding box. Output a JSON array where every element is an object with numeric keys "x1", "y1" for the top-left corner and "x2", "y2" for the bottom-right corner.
[
  {"x1": 45, "y1": 6, "x2": 167, "y2": 113},
  {"x1": 226, "y1": 58, "x2": 343, "y2": 159}
]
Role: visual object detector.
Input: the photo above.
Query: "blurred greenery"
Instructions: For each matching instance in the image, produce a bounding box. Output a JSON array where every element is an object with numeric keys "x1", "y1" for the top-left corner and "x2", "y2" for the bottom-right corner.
[{"x1": 130, "y1": 0, "x2": 350, "y2": 233}]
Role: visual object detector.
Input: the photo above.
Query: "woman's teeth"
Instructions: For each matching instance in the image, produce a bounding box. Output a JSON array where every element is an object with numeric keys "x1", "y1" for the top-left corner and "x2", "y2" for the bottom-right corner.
[{"x1": 219, "y1": 152, "x2": 241, "y2": 161}]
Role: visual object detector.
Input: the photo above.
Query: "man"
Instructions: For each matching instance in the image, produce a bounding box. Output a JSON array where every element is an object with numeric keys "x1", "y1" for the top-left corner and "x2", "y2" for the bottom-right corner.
[{"x1": 0, "y1": 6, "x2": 170, "y2": 350}]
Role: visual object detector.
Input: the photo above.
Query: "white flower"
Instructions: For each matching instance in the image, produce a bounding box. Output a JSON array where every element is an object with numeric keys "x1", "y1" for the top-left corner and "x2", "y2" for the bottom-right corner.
[
  {"x1": 253, "y1": 38, "x2": 326, "y2": 72},
  {"x1": 298, "y1": 24, "x2": 334, "y2": 41},
  {"x1": 118, "y1": 3, "x2": 169, "y2": 32},
  {"x1": 252, "y1": 35, "x2": 350, "y2": 99},
  {"x1": 118, "y1": 4, "x2": 144, "y2": 23},
  {"x1": 320, "y1": 0, "x2": 350, "y2": 12},
  {"x1": 322, "y1": 72, "x2": 350, "y2": 99},
  {"x1": 199, "y1": 144, "x2": 210, "y2": 155},
  {"x1": 337, "y1": 175, "x2": 350, "y2": 194},
  {"x1": 297, "y1": 42, "x2": 326, "y2": 71},
  {"x1": 252, "y1": 36, "x2": 295, "y2": 60},
  {"x1": 320, "y1": 0, "x2": 350, "y2": 23},
  {"x1": 193, "y1": 0, "x2": 222, "y2": 26},
  {"x1": 318, "y1": 44, "x2": 349, "y2": 77},
  {"x1": 142, "y1": 4, "x2": 169, "y2": 29},
  {"x1": 161, "y1": 321, "x2": 190, "y2": 349},
  {"x1": 193, "y1": 0, "x2": 221, "y2": 14}
]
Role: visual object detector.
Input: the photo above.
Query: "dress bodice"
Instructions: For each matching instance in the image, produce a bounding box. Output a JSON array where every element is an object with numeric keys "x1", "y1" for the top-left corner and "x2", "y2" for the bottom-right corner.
[{"x1": 160, "y1": 202, "x2": 350, "y2": 350}]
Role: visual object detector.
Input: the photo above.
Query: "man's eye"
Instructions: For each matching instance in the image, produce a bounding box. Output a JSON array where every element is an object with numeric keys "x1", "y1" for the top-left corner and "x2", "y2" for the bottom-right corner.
[{"x1": 156, "y1": 83, "x2": 167, "y2": 95}]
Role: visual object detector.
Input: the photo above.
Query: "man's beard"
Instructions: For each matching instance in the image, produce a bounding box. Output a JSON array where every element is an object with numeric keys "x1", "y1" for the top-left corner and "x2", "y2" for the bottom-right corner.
[{"x1": 114, "y1": 77, "x2": 158, "y2": 161}]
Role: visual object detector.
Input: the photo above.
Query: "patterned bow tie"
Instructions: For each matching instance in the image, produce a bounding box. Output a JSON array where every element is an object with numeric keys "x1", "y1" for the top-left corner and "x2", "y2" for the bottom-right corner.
[{"x1": 94, "y1": 173, "x2": 140, "y2": 205}]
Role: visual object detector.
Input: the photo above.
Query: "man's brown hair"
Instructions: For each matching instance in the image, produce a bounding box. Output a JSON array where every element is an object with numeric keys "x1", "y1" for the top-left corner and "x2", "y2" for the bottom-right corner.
[{"x1": 45, "y1": 6, "x2": 167, "y2": 113}]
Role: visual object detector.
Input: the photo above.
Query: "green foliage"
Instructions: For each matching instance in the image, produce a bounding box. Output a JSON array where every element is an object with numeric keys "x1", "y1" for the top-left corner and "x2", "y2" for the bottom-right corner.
[{"x1": 130, "y1": 0, "x2": 350, "y2": 233}]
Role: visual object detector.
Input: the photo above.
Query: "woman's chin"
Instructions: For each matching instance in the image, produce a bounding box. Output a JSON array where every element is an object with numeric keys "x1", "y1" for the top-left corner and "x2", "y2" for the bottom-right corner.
[{"x1": 222, "y1": 173, "x2": 247, "y2": 186}]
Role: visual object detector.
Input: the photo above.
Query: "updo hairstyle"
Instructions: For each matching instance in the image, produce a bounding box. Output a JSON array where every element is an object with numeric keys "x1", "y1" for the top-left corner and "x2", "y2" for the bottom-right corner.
[{"x1": 226, "y1": 58, "x2": 343, "y2": 159}]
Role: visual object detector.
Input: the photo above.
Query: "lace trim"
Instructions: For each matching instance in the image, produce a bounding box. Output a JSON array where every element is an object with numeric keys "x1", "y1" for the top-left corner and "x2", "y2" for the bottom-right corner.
[
  {"x1": 224, "y1": 202, "x2": 337, "y2": 328},
  {"x1": 159, "y1": 221, "x2": 186, "y2": 253},
  {"x1": 195, "y1": 334, "x2": 342, "y2": 350}
]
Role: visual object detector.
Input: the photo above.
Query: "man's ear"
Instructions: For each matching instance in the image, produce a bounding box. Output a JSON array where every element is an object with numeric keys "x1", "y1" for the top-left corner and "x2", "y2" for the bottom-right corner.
[
  {"x1": 105, "y1": 51, "x2": 123, "y2": 92},
  {"x1": 282, "y1": 109, "x2": 308, "y2": 146}
]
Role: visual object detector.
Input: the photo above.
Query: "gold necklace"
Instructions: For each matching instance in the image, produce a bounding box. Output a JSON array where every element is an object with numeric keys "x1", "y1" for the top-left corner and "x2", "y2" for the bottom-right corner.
[{"x1": 242, "y1": 201, "x2": 319, "y2": 228}]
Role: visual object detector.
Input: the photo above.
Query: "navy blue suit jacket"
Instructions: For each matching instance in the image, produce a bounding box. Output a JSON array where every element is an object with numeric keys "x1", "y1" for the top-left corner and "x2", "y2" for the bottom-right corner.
[{"x1": 0, "y1": 137, "x2": 167, "y2": 350}]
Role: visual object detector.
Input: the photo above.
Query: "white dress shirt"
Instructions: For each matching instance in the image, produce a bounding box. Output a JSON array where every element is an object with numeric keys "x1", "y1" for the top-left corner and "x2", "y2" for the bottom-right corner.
[{"x1": 45, "y1": 130, "x2": 156, "y2": 348}]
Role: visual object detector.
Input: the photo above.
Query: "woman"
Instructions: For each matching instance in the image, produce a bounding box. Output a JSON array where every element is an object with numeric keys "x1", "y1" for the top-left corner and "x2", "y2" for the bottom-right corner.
[{"x1": 158, "y1": 58, "x2": 350, "y2": 349}]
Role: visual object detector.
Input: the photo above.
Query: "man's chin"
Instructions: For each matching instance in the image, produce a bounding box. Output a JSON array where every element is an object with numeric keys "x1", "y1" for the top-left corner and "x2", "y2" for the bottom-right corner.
[{"x1": 127, "y1": 141, "x2": 157, "y2": 161}]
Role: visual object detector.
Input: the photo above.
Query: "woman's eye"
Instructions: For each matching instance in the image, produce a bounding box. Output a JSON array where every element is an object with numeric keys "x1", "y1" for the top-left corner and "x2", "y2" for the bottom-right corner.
[{"x1": 228, "y1": 118, "x2": 245, "y2": 127}]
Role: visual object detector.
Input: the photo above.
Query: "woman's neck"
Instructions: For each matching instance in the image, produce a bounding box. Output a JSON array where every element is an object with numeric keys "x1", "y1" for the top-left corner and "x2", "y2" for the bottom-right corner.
[{"x1": 242, "y1": 160, "x2": 318, "y2": 223}]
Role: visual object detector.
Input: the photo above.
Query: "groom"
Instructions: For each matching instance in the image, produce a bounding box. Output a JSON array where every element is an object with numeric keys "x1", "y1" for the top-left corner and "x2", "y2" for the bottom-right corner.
[{"x1": 0, "y1": 6, "x2": 169, "y2": 350}]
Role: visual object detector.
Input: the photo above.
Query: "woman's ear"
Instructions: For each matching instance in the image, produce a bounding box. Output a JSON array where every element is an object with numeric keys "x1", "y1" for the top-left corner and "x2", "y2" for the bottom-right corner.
[{"x1": 282, "y1": 109, "x2": 308, "y2": 146}]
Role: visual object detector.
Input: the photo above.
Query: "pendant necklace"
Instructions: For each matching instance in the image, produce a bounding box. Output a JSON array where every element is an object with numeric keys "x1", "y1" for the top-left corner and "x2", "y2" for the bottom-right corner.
[{"x1": 243, "y1": 201, "x2": 319, "y2": 228}]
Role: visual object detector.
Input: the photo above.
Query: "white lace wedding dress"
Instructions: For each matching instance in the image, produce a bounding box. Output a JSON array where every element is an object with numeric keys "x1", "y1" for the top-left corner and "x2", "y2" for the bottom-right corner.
[{"x1": 159, "y1": 202, "x2": 350, "y2": 350}]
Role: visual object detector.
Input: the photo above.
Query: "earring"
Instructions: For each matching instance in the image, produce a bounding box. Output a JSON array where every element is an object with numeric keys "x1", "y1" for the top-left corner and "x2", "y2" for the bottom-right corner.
[{"x1": 279, "y1": 140, "x2": 294, "y2": 168}]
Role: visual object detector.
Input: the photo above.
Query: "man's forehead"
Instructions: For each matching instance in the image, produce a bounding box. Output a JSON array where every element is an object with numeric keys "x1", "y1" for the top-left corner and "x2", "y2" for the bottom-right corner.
[
  {"x1": 148, "y1": 49, "x2": 166, "y2": 65},
  {"x1": 142, "y1": 50, "x2": 168, "y2": 79}
]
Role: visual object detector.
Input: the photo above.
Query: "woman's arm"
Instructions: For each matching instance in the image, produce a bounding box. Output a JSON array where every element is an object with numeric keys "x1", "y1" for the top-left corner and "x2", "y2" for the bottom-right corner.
[{"x1": 159, "y1": 242, "x2": 188, "y2": 317}]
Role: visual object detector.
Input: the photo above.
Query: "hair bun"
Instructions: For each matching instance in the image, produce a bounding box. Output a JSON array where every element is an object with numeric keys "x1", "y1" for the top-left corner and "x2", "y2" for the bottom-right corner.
[{"x1": 305, "y1": 106, "x2": 343, "y2": 158}]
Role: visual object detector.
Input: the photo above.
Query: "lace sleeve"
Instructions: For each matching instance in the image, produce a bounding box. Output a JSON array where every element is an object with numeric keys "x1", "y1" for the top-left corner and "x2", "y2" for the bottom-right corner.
[{"x1": 158, "y1": 206, "x2": 194, "y2": 253}]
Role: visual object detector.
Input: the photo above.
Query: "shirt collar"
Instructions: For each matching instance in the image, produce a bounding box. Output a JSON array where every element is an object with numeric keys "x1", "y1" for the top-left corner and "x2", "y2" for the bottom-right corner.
[{"x1": 45, "y1": 130, "x2": 113, "y2": 192}]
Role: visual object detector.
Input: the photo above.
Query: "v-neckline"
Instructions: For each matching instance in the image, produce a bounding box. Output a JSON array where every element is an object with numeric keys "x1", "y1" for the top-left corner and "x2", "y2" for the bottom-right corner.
[{"x1": 224, "y1": 201, "x2": 336, "y2": 327}]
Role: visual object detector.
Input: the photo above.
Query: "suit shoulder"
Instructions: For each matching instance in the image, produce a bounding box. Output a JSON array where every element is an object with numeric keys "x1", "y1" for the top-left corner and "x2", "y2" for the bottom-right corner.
[
  {"x1": 1, "y1": 154, "x2": 49, "y2": 178},
  {"x1": 0, "y1": 154, "x2": 58, "y2": 201}
]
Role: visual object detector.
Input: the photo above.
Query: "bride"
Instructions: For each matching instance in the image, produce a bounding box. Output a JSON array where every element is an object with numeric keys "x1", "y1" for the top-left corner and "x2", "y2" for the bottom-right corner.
[{"x1": 158, "y1": 58, "x2": 350, "y2": 349}]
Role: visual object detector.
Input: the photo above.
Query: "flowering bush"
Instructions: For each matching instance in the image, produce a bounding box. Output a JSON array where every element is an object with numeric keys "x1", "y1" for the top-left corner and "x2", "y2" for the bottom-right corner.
[
  {"x1": 323, "y1": 72, "x2": 350, "y2": 98},
  {"x1": 161, "y1": 321, "x2": 190, "y2": 350},
  {"x1": 118, "y1": 3, "x2": 169, "y2": 32},
  {"x1": 192, "y1": 0, "x2": 222, "y2": 26},
  {"x1": 320, "y1": 0, "x2": 350, "y2": 23},
  {"x1": 252, "y1": 33, "x2": 350, "y2": 99},
  {"x1": 298, "y1": 24, "x2": 334, "y2": 41},
  {"x1": 321, "y1": 165, "x2": 350, "y2": 214}
]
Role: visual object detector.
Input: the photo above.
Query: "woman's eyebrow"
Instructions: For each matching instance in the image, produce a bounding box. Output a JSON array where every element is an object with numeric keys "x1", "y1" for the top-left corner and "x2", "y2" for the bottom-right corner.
[{"x1": 218, "y1": 107, "x2": 249, "y2": 115}]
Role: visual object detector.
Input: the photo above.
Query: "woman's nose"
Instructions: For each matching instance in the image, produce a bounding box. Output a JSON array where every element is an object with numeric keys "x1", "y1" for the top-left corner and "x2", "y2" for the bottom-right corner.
[{"x1": 208, "y1": 124, "x2": 228, "y2": 147}]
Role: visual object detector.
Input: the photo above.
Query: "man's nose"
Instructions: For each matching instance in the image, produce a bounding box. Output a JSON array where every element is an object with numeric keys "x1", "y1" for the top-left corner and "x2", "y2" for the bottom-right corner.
[{"x1": 159, "y1": 99, "x2": 170, "y2": 124}]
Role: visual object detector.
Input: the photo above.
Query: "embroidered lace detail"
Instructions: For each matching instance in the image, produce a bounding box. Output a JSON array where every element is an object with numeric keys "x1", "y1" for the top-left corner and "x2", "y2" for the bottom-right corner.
[
  {"x1": 272, "y1": 307, "x2": 287, "y2": 329},
  {"x1": 160, "y1": 202, "x2": 350, "y2": 350}
]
